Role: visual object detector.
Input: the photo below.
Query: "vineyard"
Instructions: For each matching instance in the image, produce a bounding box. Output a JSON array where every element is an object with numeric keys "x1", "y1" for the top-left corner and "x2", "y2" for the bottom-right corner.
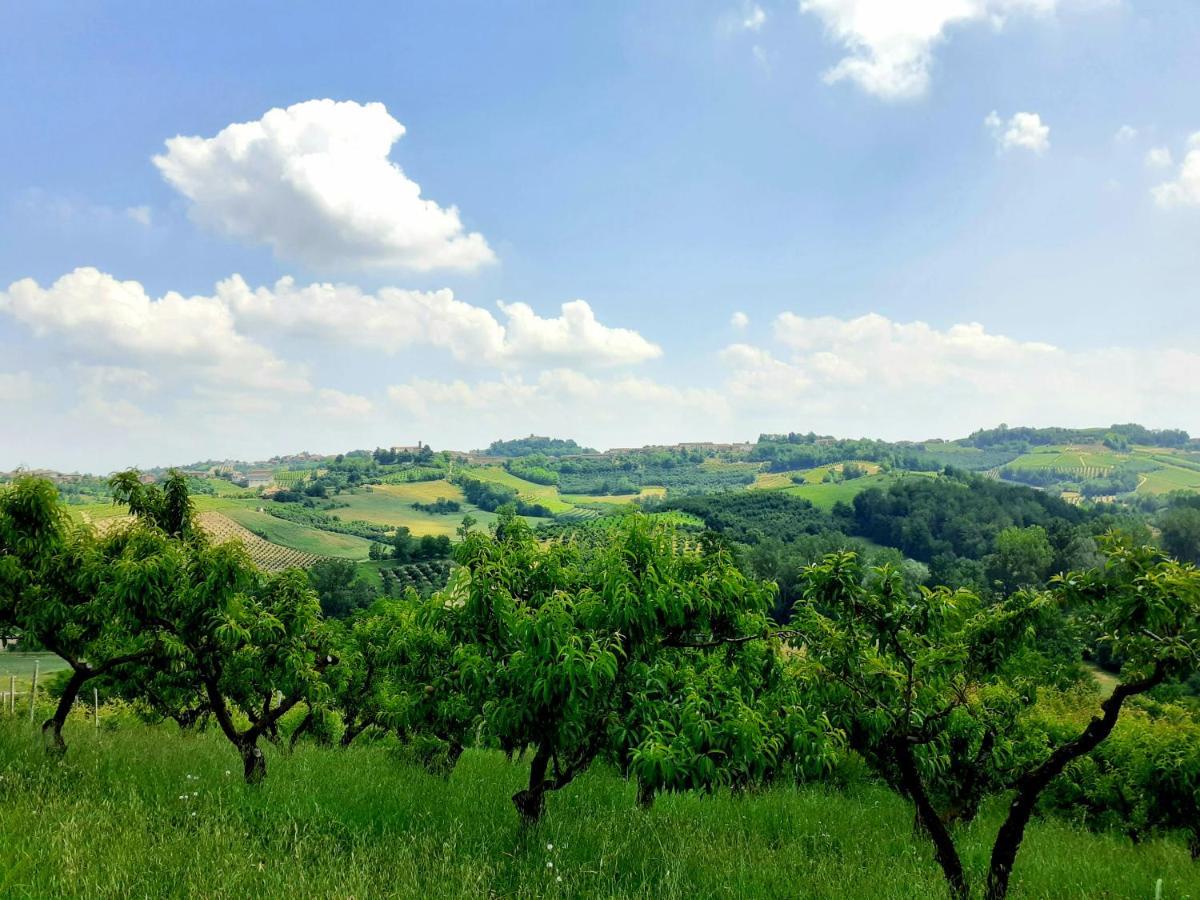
[{"x1": 195, "y1": 511, "x2": 324, "y2": 571}]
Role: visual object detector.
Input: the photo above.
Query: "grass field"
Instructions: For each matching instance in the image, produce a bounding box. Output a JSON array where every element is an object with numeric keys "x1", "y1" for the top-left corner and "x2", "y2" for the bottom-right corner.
[
  {"x1": 220, "y1": 507, "x2": 374, "y2": 560},
  {"x1": 0, "y1": 719, "x2": 1194, "y2": 899},
  {"x1": 467, "y1": 466, "x2": 578, "y2": 514},
  {"x1": 752, "y1": 462, "x2": 883, "y2": 491},
  {"x1": 326, "y1": 483, "x2": 504, "y2": 537},
  {"x1": 0, "y1": 652, "x2": 69, "y2": 693}
]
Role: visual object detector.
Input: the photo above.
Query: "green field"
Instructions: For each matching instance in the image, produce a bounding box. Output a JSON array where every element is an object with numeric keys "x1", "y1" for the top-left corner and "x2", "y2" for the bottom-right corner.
[
  {"x1": 221, "y1": 506, "x2": 375, "y2": 560},
  {"x1": 0, "y1": 719, "x2": 1195, "y2": 899},
  {"x1": 326, "y1": 482, "x2": 504, "y2": 537},
  {"x1": 1003, "y1": 445, "x2": 1125, "y2": 471},
  {"x1": 0, "y1": 652, "x2": 69, "y2": 692},
  {"x1": 467, "y1": 466, "x2": 577, "y2": 514}
]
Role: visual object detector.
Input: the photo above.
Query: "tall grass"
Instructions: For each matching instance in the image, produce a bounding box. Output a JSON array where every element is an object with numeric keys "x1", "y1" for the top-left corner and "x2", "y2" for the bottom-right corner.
[{"x1": 0, "y1": 719, "x2": 1195, "y2": 899}]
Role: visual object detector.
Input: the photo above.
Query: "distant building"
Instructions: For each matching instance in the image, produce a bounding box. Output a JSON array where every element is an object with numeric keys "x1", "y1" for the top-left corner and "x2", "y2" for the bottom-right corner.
[
  {"x1": 391, "y1": 441, "x2": 425, "y2": 454},
  {"x1": 246, "y1": 469, "x2": 274, "y2": 488}
]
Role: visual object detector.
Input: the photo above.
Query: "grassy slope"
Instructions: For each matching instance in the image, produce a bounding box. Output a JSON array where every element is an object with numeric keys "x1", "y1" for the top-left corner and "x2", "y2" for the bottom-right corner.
[
  {"x1": 329, "y1": 483, "x2": 499, "y2": 537},
  {"x1": 467, "y1": 467, "x2": 576, "y2": 514},
  {"x1": 0, "y1": 652, "x2": 69, "y2": 692},
  {"x1": 220, "y1": 506, "x2": 374, "y2": 560},
  {"x1": 1000, "y1": 444, "x2": 1200, "y2": 494},
  {"x1": 0, "y1": 721, "x2": 1194, "y2": 899}
]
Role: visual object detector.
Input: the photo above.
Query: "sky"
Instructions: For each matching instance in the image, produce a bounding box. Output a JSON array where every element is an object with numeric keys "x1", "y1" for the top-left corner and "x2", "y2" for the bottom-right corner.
[{"x1": 2, "y1": 0, "x2": 1199, "y2": 471}]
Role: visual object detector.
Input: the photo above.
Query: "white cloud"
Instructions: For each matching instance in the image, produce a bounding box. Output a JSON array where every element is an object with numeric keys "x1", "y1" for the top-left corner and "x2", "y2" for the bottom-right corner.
[
  {"x1": 800, "y1": 0, "x2": 1069, "y2": 100},
  {"x1": 1114, "y1": 124, "x2": 1138, "y2": 143},
  {"x1": 743, "y1": 4, "x2": 767, "y2": 31},
  {"x1": 985, "y1": 110, "x2": 1050, "y2": 153},
  {"x1": 387, "y1": 369, "x2": 726, "y2": 448},
  {"x1": 718, "y1": 312, "x2": 1199, "y2": 437},
  {"x1": 218, "y1": 275, "x2": 660, "y2": 368},
  {"x1": 1145, "y1": 146, "x2": 1173, "y2": 169},
  {"x1": 125, "y1": 205, "x2": 152, "y2": 226},
  {"x1": 1151, "y1": 133, "x2": 1200, "y2": 209},
  {"x1": 153, "y1": 99, "x2": 495, "y2": 272},
  {"x1": 730, "y1": 311, "x2": 750, "y2": 329},
  {"x1": 0, "y1": 268, "x2": 307, "y2": 392}
]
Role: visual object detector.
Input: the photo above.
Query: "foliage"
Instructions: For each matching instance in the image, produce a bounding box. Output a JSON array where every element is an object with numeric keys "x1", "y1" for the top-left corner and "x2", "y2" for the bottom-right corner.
[
  {"x1": 457, "y1": 476, "x2": 554, "y2": 517},
  {"x1": 429, "y1": 511, "x2": 824, "y2": 820},
  {"x1": 412, "y1": 497, "x2": 462, "y2": 515},
  {"x1": 482, "y1": 435, "x2": 594, "y2": 457}
]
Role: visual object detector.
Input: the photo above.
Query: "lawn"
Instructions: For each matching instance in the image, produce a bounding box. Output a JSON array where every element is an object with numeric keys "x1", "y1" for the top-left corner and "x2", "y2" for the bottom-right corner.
[{"x1": 0, "y1": 719, "x2": 1194, "y2": 899}]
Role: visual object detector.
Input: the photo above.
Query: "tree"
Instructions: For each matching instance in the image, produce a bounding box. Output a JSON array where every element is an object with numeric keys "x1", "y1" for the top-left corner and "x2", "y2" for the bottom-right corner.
[
  {"x1": 130, "y1": 537, "x2": 334, "y2": 782},
  {"x1": 791, "y1": 537, "x2": 1199, "y2": 900},
  {"x1": 307, "y1": 558, "x2": 372, "y2": 618},
  {"x1": 1161, "y1": 506, "x2": 1200, "y2": 565},
  {"x1": 0, "y1": 477, "x2": 164, "y2": 755},
  {"x1": 434, "y1": 511, "x2": 815, "y2": 822},
  {"x1": 985, "y1": 525, "x2": 1053, "y2": 594}
]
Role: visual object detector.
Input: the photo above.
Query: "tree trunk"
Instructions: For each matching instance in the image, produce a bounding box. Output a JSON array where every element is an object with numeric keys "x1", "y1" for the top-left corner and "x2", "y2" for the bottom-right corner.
[
  {"x1": 445, "y1": 741, "x2": 464, "y2": 776},
  {"x1": 637, "y1": 779, "x2": 655, "y2": 809},
  {"x1": 512, "y1": 744, "x2": 551, "y2": 823},
  {"x1": 289, "y1": 711, "x2": 315, "y2": 749},
  {"x1": 1188, "y1": 830, "x2": 1198, "y2": 861},
  {"x1": 240, "y1": 740, "x2": 266, "y2": 784},
  {"x1": 895, "y1": 741, "x2": 969, "y2": 900},
  {"x1": 42, "y1": 667, "x2": 89, "y2": 757},
  {"x1": 340, "y1": 720, "x2": 366, "y2": 748},
  {"x1": 984, "y1": 665, "x2": 1164, "y2": 900}
]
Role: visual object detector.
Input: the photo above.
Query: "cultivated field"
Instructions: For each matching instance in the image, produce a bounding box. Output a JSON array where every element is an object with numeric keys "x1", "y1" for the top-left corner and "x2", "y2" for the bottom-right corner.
[{"x1": 195, "y1": 511, "x2": 327, "y2": 570}]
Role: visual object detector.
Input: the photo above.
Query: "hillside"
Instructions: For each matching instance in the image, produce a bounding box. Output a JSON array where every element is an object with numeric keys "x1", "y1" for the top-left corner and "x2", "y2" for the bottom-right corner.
[{"x1": 18, "y1": 424, "x2": 1200, "y2": 610}]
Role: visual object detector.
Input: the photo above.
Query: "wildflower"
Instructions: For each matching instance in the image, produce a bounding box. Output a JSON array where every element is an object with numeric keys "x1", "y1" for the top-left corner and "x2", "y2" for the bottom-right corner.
[
  {"x1": 190, "y1": 812, "x2": 196, "y2": 817},
  {"x1": 192, "y1": 791, "x2": 198, "y2": 797},
  {"x1": 546, "y1": 843, "x2": 554, "y2": 851},
  {"x1": 556, "y1": 876, "x2": 562, "y2": 883},
  {"x1": 546, "y1": 861, "x2": 554, "y2": 869}
]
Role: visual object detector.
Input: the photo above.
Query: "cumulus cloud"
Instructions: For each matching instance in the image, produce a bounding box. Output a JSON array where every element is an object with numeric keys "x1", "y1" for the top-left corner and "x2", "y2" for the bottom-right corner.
[
  {"x1": 125, "y1": 205, "x2": 152, "y2": 226},
  {"x1": 387, "y1": 369, "x2": 727, "y2": 449},
  {"x1": 1151, "y1": 133, "x2": 1200, "y2": 209},
  {"x1": 1113, "y1": 124, "x2": 1138, "y2": 143},
  {"x1": 153, "y1": 99, "x2": 495, "y2": 272},
  {"x1": 0, "y1": 268, "x2": 308, "y2": 392},
  {"x1": 717, "y1": 312, "x2": 1200, "y2": 437},
  {"x1": 985, "y1": 110, "x2": 1050, "y2": 153},
  {"x1": 218, "y1": 275, "x2": 660, "y2": 368},
  {"x1": 800, "y1": 0, "x2": 1070, "y2": 100},
  {"x1": 730, "y1": 311, "x2": 750, "y2": 329}
]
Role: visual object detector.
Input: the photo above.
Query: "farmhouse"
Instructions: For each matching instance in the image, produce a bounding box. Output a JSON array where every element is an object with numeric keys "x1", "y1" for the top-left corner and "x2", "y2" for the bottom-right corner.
[{"x1": 246, "y1": 468, "x2": 275, "y2": 488}]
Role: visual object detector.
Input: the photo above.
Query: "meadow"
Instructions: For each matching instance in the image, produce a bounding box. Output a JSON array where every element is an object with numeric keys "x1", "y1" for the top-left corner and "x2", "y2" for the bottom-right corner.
[{"x1": 0, "y1": 717, "x2": 1195, "y2": 900}]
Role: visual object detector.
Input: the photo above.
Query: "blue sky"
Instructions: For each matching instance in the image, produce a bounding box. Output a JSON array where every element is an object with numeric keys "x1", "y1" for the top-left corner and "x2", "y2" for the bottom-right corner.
[{"x1": 2, "y1": 1, "x2": 1199, "y2": 470}]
